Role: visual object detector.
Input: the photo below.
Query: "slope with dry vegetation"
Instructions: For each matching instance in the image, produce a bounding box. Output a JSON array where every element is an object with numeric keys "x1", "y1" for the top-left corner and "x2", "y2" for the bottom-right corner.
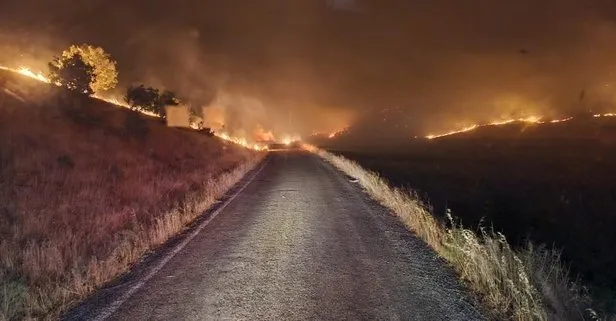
[
  {"x1": 306, "y1": 145, "x2": 610, "y2": 321},
  {"x1": 0, "y1": 71, "x2": 264, "y2": 320}
]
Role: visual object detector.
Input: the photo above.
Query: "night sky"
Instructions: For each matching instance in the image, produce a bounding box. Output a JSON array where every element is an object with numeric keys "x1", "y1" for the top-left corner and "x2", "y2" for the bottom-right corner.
[{"x1": 2, "y1": 0, "x2": 616, "y2": 137}]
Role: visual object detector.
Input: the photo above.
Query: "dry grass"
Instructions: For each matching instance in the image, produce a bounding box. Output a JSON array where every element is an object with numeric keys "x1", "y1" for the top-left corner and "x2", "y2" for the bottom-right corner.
[
  {"x1": 307, "y1": 145, "x2": 611, "y2": 321},
  {"x1": 0, "y1": 71, "x2": 265, "y2": 320}
]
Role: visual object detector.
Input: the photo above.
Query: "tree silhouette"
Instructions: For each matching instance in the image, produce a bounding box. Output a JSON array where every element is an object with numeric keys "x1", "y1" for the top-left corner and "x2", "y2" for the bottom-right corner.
[
  {"x1": 158, "y1": 90, "x2": 180, "y2": 119},
  {"x1": 124, "y1": 85, "x2": 181, "y2": 119},
  {"x1": 48, "y1": 53, "x2": 95, "y2": 95},
  {"x1": 160, "y1": 90, "x2": 180, "y2": 106}
]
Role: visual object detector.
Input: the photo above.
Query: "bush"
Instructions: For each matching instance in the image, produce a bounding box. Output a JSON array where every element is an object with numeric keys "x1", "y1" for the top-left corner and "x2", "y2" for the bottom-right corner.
[
  {"x1": 48, "y1": 54, "x2": 94, "y2": 95},
  {"x1": 124, "y1": 85, "x2": 180, "y2": 119}
]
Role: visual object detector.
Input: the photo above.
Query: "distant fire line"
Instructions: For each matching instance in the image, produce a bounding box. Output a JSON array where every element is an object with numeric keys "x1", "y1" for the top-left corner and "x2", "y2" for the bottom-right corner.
[{"x1": 422, "y1": 114, "x2": 616, "y2": 139}]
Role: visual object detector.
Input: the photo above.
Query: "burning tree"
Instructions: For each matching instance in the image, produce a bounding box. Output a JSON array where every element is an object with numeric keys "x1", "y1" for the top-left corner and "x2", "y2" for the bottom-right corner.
[
  {"x1": 51, "y1": 44, "x2": 118, "y2": 94},
  {"x1": 48, "y1": 53, "x2": 95, "y2": 95},
  {"x1": 124, "y1": 85, "x2": 180, "y2": 119}
]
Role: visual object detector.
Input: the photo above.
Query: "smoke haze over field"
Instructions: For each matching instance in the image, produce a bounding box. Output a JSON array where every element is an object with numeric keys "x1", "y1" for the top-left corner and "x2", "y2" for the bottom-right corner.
[{"x1": 3, "y1": 0, "x2": 616, "y2": 137}]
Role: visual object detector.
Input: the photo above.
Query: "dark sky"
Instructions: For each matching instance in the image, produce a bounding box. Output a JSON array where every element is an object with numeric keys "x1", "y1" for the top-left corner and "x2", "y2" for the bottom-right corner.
[{"x1": 2, "y1": 0, "x2": 616, "y2": 137}]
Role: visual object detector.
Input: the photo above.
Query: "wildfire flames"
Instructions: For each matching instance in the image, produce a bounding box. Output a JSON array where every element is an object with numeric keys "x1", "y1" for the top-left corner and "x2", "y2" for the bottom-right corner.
[
  {"x1": 425, "y1": 116, "x2": 545, "y2": 139},
  {"x1": 594, "y1": 113, "x2": 616, "y2": 118},
  {"x1": 424, "y1": 115, "x2": 616, "y2": 139},
  {"x1": 4, "y1": 66, "x2": 52, "y2": 83},
  {"x1": 8, "y1": 64, "x2": 616, "y2": 145},
  {"x1": 328, "y1": 126, "x2": 349, "y2": 138},
  {"x1": 0, "y1": 64, "x2": 276, "y2": 151},
  {"x1": 214, "y1": 132, "x2": 268, "y2": 151}
]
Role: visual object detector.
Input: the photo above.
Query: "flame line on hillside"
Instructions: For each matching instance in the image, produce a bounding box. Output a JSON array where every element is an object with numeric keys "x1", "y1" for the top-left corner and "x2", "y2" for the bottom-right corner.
[
  {"x1": 1, "y1": 64, "x2": 269, "y2": 151},
  {"x1": 594, "y1": 113, "x2": 616, "y2": 118},
  {"x1": 328, "y1": 126, "x2": 349, "y2": 138},
  {"x1": 424, "y1": 116, "x2": 582, "y2": 139},
  {"x1": 424, "y1": 113, "x2": 616, "y2": 140}
]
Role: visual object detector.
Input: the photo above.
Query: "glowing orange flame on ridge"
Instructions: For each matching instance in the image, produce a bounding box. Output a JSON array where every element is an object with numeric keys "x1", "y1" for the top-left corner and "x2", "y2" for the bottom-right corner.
[
  {"x1": 422, "y1": 115, "x2": 616, "y2": 139},
  {"x1": 425, "y1": 113, "x2": 616, "y2": 139},
  {"x1": 425, "y1": 116, "x2": 548, "y2": 139},
  {"x1": 0, "y1": 64, "x2": 270, "y2": 150},
  {"x1": 328, "y1": 126, "x2": 349, "y2": 138}
]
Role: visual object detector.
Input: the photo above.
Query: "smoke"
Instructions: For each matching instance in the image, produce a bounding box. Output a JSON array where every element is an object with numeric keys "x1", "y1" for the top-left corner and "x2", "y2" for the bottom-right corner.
[
  {"x1": 202, "y1": 91, "x2": 270, "y2": 138},
  {"x1": 2, "y1": 0, "x2": 616, "y2": 139}
]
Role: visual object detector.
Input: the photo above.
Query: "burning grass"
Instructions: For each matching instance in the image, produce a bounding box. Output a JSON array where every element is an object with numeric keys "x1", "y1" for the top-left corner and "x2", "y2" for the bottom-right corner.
[
  {"x1": 0, "y1": 71, "x2": 265, "y2": 320},
  {"x1": 306, "y1": 145, "x2": 608, "y2": 321}
]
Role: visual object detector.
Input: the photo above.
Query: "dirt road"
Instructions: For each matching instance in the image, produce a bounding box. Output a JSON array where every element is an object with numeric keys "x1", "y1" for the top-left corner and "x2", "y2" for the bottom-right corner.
[{"x1": 64, "y1": 151, "x2": 482, "y2": 320}]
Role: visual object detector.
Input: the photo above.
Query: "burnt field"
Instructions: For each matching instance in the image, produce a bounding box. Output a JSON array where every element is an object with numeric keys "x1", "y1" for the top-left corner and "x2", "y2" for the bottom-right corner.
[{"x1": 327, "y1": 120, "x2": 616, "y2": 308}]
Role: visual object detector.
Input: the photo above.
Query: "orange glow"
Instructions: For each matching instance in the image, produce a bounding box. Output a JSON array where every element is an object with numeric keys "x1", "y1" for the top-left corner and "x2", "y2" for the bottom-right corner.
[
  {"x1": 593, "y1": 113, "x2": 616, "y2": 118},
  {"x1": 214, "y1": 132, "x2": 268, "y2": 151},
  {"x1": 328, "y1": 126, "x2": 349, "y2": 138},
  {"x1": 17, "y1": 67, "x2": 51, "y2": 83},
  {"x1": 425, "y1": 116, "x2": 575, "y2": 139},
  {"x1": 425, "y1": 124, "x2": 479, "y2": 140},
  {"x1": 11, "y1": 64, "x2": 616, "y2": 147},
  {"x1": 281, "y1": 134, "x2": 301, "y2": 145},
  {"x1": 254, "y1": 125, "x2": 275, "y2": 142},
  {"x1": 549, "y1": 116, "x2": 574, "y2": 123},
  {"x1": 0, "y1": 65, "x2": 53, "y2": 84}
]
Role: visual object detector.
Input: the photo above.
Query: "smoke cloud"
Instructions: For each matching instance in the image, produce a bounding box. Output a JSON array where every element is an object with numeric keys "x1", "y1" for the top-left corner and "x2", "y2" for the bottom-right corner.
[{"x1": 2, "y1": 0, "x2": 616, "y2": 138}]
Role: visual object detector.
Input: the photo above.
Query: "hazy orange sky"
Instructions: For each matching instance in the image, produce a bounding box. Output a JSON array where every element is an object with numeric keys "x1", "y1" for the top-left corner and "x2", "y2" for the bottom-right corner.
[{"x1": 2, "y1": 0, "x2": 616, "y2": 137}]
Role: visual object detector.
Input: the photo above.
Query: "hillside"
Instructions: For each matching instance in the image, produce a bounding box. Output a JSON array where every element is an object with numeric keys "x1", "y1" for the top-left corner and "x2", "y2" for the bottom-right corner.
[
  {"x1": 0, "y1": 70, "x2": 264, "y2": 320},
  {"x1": 434, "y1": 116, "x2": 616, "y2": 142},
  {"x1": 312, "y1": 115, "x2": 616, "y2": 152}
]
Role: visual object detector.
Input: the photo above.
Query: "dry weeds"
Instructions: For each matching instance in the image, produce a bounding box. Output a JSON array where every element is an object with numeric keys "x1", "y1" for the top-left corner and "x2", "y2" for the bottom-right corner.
[
  {"x1": 0, "y1": 72, "x2": 265, "y2": 320},
  {"x1": 307, "y1": 145, "x2": 609, "y2": 321}
]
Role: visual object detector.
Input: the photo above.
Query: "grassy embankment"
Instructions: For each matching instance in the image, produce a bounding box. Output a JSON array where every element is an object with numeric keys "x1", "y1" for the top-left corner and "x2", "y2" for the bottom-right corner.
[
  {"x1": 336, "y1": 136, "x2": 616, "y2": 315},
  {"x1": 308, "y1": 144, "x2": 611, "y2": 321},
  {"x1": 0, "y1": 71, "x2": 264, "y2": 320}
]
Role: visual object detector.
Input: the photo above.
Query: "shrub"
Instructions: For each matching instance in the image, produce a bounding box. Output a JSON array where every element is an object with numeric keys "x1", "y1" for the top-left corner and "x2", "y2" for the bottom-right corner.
[{"x1": 124, "y1": 85, "x2": 180, "y2": 119}]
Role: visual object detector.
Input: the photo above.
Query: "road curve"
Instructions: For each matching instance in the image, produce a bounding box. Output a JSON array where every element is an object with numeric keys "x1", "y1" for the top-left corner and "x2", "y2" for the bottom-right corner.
[{"x1": 65, "y1": 151, "x2": 483, "y2": 321}]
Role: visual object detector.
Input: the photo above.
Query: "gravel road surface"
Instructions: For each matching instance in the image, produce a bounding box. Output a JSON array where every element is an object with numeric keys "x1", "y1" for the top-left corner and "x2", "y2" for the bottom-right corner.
[{"x1": 64, "y1": 151, "x2": 483, "y2": 321}]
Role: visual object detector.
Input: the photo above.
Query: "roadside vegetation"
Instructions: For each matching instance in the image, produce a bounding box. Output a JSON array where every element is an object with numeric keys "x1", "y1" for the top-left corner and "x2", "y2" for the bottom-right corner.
[
  {"x1": 307, "y1": 145, "x2": 611, "y2": 321},
  {"x1": 0, "y1": 50, "x2": 263, "y2": 319}
]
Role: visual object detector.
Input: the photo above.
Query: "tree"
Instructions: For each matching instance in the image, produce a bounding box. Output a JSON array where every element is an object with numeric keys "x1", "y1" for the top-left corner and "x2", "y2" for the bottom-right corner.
[
  {"x1": 59, "y1": 44, "x2": 118, "y2": 94},
  {"x1": 160, "y1": 90, "x2": 180, "y2": 107},
  {"x1": 124, "y1": 85, "x2": 181, "y2": 119},
  {"x1": 158, "y1": 90, "x2": 180, "y2": 119},
  {"x1": 124, "y1": 85, "x2": 160, "y2": 114},
  {"x1": 48, "y1": 53, "x2": 95, "y2": 95}
]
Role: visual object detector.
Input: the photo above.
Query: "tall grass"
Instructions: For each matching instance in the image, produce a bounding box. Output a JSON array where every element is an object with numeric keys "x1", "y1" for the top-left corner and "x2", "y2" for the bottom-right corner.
[
  {"x1": 0, "y1": 75, "x2": 265, "y2": 320},
  {"x1": 307, "y1": 145, "x2": 608, "y2": 321}
]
